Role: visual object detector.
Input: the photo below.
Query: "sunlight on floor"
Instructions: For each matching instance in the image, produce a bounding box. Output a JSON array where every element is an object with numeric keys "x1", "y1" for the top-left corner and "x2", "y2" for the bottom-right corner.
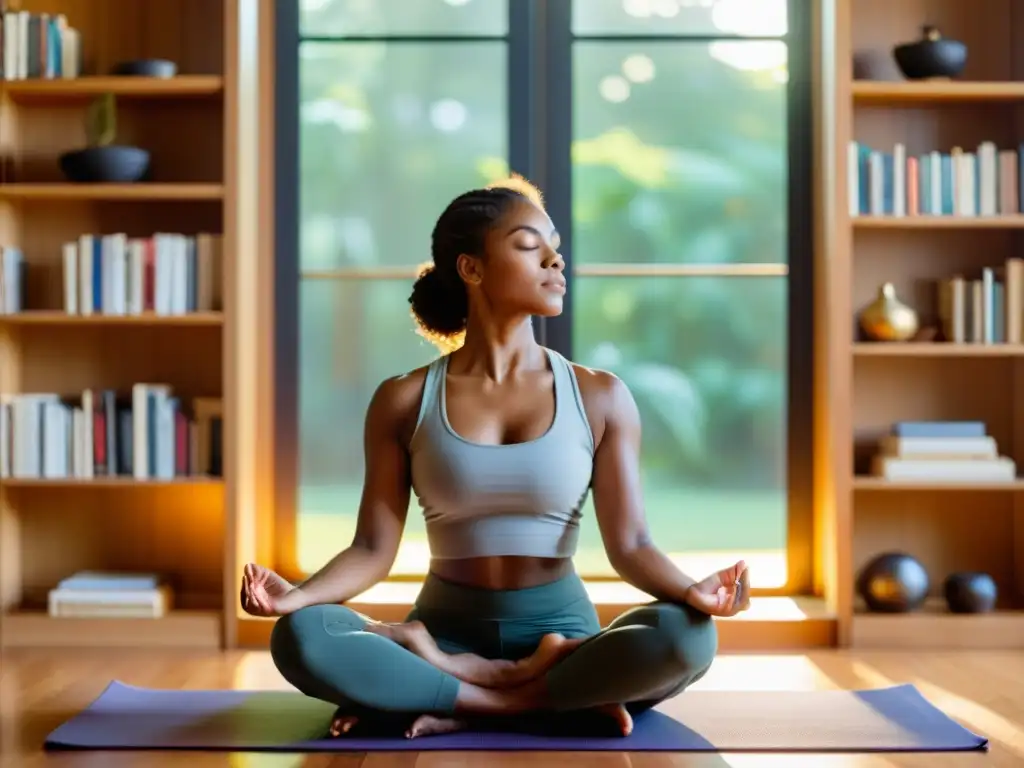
[
  {"x1": 841, "y1": 658, "x2": 1022, "y2": 760},
  {"x1": 689, "y1": 654, "x2": 833, "y2": 691},
  {"x1": 911, "y1": 678, "x2": 1024, "y2": 759}
]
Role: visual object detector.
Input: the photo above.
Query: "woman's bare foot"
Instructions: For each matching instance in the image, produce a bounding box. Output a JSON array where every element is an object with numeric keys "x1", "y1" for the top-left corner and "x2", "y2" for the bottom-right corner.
[
  {"x1": 368, "y1": 620, "x2": 585, "y2": 688},
  {"x1": 405, "y1": 714, "x2": 468, "y2": 739},
  {"x1": 329, "y1": 713, "x2": 359, "y2": 737},
  {"x1": 596, "y1": 703, "x2": 633, "y2": 736}
]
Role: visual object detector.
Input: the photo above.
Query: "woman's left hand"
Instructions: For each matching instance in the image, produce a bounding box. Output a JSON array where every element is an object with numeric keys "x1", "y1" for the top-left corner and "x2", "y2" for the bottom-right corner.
[{"x1": 684, "y1": 560, "x2": 750, "y2": 617}]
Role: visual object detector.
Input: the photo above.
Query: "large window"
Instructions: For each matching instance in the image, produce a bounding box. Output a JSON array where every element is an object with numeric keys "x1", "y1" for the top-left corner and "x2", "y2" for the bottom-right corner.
[{"x1": 275, "y1": 0, "x2": 812, "y2": 592}]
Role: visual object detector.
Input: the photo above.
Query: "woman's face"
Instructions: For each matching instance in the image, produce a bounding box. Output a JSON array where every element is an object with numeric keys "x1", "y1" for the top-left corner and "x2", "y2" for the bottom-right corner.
[{"x1": 465, "y1": 199, "x2": 566, "y2": 319}]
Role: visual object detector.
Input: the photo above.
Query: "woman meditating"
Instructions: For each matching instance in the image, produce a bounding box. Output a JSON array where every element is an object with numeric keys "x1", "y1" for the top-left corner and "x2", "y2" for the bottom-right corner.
[{"x1": 240, "y1": 176, "x2": 750, "y2": 740}]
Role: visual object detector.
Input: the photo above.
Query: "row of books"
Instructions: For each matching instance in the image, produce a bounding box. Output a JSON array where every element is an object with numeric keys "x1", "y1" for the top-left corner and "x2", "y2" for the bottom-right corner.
[
  {"x1": 871, "y1": 421, "x2": 1017, "y2": 483},
  {"x1": 0, "y1": 386, "x2": 223, "y2": 480},
  {"x1": 48, "y1": 571, "x2": 172, "y2": 619},
  {"x1": 0, "y1": 234, "x2": 224, "y2": 316},
  {"x1": 935, "y1": 258, "x2": 1024, "y2": 344},
  {"x1": 848, "y1": 140, "x2": 1023, "y2": 218},
  {"x1": 1, "y1": 10, "x2": 81, "y2": 81},
  {"x1": 61, "y1": 232, "x2": 223, "y2": 316}
]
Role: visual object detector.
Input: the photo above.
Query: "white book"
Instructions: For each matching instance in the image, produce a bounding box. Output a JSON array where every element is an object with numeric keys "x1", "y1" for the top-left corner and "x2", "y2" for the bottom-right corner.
[
  {"x1": 929, "y1": 151, "x2": 942, "y2": 215},
  {"x1": 62, "y1": 242, "x2": 78, "y2": 314},
  {"x1": 979, "y1": 141, "x2": 998, "y2": 216},
  {"x1": 879, "y1": 435, "x2": 998, "y2": 460},
  {"x1": 78, "y1": 234, "x2": 93, "y2": 316},
  {"x1": 872, "y1": 456, "x2": 1017, "y2": 482}
]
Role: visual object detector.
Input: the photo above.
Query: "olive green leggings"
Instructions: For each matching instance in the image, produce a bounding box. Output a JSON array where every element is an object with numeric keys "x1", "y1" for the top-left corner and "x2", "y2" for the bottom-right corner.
[{"x1": 270, "y1": 572, "x2": 717, "y2": 717}]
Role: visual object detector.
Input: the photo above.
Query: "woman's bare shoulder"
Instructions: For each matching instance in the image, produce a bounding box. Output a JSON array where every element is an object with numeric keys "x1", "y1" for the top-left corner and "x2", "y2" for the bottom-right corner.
[
  {"x1": 565, "y1": 360, "x2": 636, "y2": 445},
  {"x1": 365, "y1": 362, "x2": 435, "y2": 438}
]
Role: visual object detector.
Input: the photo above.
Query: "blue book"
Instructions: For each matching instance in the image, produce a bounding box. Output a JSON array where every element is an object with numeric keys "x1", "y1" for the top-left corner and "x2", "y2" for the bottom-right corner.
[
  {"x1": 941, "y1": 154, "x2": 954, "y2": 214},
  {"x1": 58, "y1": 571, "x2": 161, "y2": 591},
  {"x1": 892, "y1": 421, "x2": 987, "y2": 438}
]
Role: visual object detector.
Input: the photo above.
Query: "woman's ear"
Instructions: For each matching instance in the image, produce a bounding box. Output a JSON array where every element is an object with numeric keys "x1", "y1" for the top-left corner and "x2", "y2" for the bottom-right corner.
[{"x1": 455, "y1": 253, "x2": 483, "y2": 286}]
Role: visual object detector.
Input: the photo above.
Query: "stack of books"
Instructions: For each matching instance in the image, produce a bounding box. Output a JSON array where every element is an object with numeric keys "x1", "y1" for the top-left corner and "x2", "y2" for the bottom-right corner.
[
  {"x1": 871, "y1": 421, "x2": 1017, "y2": 483},
  {"x1": 47, "y1": 571, "x2": 172, "y2": 619}
]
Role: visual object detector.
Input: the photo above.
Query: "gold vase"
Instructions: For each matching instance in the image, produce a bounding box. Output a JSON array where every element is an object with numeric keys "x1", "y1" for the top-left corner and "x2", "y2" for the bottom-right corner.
[{"x1": 859, "y1": 283, "x2": 919, "y2": 342}]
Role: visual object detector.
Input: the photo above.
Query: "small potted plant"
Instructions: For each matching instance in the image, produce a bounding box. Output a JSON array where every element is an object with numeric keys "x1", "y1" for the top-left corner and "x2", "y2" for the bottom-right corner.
[{"x1": 58, "y1": 93, "x2": 151, "y2": 183}]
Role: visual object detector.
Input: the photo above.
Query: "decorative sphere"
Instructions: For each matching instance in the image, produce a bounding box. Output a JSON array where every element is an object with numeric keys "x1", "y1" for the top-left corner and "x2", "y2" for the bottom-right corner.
[
  {"x1": 943, "y1": 572, "x2": 997, "y2": 614},
  {"x1": 856, "y1": 552, "x2": 930, "y2": 613}
]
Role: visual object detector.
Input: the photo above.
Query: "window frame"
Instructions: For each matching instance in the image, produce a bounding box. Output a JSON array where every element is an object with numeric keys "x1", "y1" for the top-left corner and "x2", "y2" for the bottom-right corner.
[{"x1": 271, "y1": 0, "x2": 814, "y2": 597}]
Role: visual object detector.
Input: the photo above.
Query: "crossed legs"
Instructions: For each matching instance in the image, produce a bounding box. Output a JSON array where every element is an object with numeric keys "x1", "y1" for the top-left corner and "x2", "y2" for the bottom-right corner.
[{"x1": 270, "y1": 600, "x2": 717, "y2": 737}]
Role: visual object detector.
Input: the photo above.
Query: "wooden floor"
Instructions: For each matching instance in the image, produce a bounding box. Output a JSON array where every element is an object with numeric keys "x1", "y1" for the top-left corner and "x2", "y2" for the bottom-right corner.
[{"x1": 2, "y1": 648, "x2": 1022, "y2": 767}]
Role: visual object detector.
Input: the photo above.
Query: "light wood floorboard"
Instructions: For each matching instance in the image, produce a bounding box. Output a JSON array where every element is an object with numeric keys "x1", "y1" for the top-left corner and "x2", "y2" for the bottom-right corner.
[{"x1": 2, "y1": 649, "x2": 1021, "y2": 767}]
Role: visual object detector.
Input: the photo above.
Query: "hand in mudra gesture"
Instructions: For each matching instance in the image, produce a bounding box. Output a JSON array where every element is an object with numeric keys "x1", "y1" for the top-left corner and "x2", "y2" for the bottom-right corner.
[
  {"x1": 240, "y1": 563, "x2": 298, "y2": 617},
  {"x1": 685, "y1": 560, "x2": 751, "y2": 617}
]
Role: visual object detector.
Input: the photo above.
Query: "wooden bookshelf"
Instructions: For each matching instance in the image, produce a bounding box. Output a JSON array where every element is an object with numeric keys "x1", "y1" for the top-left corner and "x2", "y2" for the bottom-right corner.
[
  {"x1": 0, "y1": 0, "x2": 235, "y2": 649},
  {"x1": 852, "y1": 342, "x2": 1024, "y2": 357},
  {"x1": 3, "y1": 75, "x2": 224, "y2": 104},
  {"x1": 852, "y1": 80, "x2": 1024, "y2": 104},
  {"x1": 852, "y1": 215, "x2": 1024, "y2": 229},
  {"x1": 0, "y1": 183, "x2": 224, "y2": 200},
  {"x1": 0, "y1": 310, "x2": 224, "y2": 326},
  {"x1": 824, "y1": 0, "x2": 1024, "y2": 649}
]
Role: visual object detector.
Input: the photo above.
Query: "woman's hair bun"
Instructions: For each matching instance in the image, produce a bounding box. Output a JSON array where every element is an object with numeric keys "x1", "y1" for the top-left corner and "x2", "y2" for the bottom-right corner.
[{"x1": 408, "y1": 263, "x2": 468, "y2": 348}]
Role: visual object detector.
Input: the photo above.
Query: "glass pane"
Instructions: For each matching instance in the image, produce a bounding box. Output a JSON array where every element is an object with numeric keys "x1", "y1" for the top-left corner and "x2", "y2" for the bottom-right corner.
[
  {"x1": 301, "y1": 0, "x2": 508, "y2": 38},
  {"x1": 297, "y1": 278, "x2": 440, "y2": 575},
  {"x1": 572, "y1": 276, "x2": 787, "y2": 587},
  {"x1": 299, "y1": 41, "x2": 508, "y2": 271},
  {"x1": 572, "y1": 0, "x2": 787, "y2": 37},
  {"x1": 573, "y1": 41, "x2": 788, "y2": 265}
]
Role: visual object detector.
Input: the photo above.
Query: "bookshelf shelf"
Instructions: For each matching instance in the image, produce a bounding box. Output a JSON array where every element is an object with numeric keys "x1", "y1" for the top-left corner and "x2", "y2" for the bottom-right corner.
[
  {"x1": 0, "y1": 311, "x2": 224, "y2": 326},
  {"x1": 852, "y1": 80, "x2": 1024, "y2": 104},
  {"x1": 1, "y1": 76, "x2": 224, "y2": 104},
  {"x1": 852, "y1": 215, "x2": 1024, "y2": 229},
  {"x1": 0, "y1": 183, "x2": 224, "y2": 201},
  {"x1": 0, "y1": 478, "x2": 223, "y2": 489},
  {"x1": 0, "y1": 609, "x2": 222, "y2": 649},
  {"x1": 853, "y1": 478, "x2": 1024, "y2": 491},
  {"x1": 853, "y1": 343, "x2": 1024, "y2": 357},
  {"x1": 851, "y1": 603, "x2": 1024, "y2": 649}
]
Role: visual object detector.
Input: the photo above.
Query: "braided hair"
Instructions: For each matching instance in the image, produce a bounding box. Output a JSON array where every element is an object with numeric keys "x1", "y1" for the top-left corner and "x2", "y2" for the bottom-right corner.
[{"x1": 409, "y1": 175, "x2": 545, "y2": 353}]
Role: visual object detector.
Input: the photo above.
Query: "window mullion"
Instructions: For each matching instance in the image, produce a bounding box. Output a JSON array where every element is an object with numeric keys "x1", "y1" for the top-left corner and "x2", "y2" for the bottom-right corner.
[{"x1": 538, "y1": 0, "x2": 574, "y2": 358}]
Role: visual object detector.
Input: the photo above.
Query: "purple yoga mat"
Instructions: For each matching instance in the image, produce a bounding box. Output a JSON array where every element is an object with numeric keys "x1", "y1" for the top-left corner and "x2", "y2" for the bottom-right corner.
[{"x1": 43, "y1": 681, "x2": 987, "y2": 753}]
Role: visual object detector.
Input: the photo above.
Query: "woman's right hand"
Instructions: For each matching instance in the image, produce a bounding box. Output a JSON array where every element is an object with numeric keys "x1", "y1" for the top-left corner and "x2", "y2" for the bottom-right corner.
[{"x1": 240, "y1": 563, "x2": 302, "y2": 617}]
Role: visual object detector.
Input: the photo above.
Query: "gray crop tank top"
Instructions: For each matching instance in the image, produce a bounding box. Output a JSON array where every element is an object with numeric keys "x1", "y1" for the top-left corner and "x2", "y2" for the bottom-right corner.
[{"x1": 409, "y1": 347, "x2": 596, "y2": 560}]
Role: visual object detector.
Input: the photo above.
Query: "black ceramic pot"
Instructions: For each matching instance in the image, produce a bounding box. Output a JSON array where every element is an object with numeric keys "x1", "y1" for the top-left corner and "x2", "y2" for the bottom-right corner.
[
  {"x1": 112, "y1": 59, "x2": 177, "y2": 78},
  {"x1": 893, "y1": 26, "x2": 967, "y2": 80},
  {"x1": 59, "y1": 146, "x2": 151, "y2": 183}
]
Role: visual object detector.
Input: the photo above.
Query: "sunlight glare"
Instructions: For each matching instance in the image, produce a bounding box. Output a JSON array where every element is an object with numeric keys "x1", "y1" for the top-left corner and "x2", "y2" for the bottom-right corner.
[
  {"x1": 622, "y1": 0, "x2": 654, "y2": 19},
  {"x1": 599, "y1": 75, "x2": 631, "y2": 103},
  {"x1": 622, "y1": 54, "x2": 656, "y2": 83},
  {"x1": 711, "y1": 0, "x2": 787, "y2": 36},
  {"x1": 709, "y1": 40, "x2": 787, "y2": 73}
]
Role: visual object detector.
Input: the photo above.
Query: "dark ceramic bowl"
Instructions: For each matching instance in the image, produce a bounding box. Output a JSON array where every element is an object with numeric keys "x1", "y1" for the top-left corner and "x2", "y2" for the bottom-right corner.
[
  {"x1": 59, "y1": 146, "x2": 151, "y2": 183},
  {"x1": 893, "y1": 37, "x2": 967, "y2": 79},
  {"x1": 111, "y1": 59, "x2": 177, "y2": 78}
]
